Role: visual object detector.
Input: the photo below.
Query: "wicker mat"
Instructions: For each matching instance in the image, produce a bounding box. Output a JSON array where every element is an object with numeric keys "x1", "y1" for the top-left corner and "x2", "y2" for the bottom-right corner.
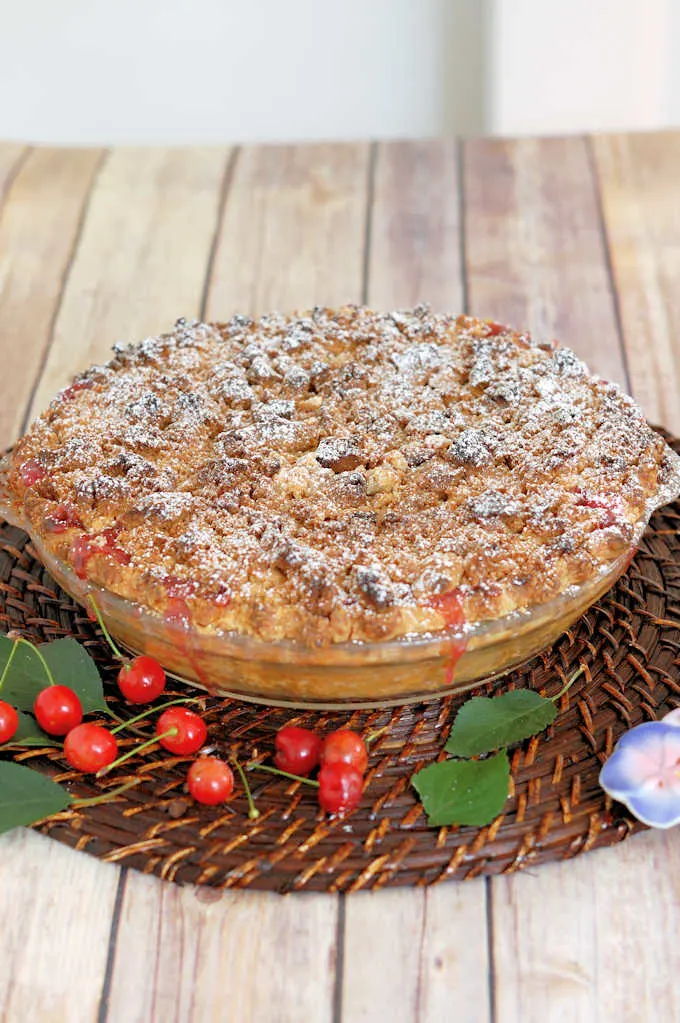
[{"x1": 1, "y1": 465, "x2": 679, "y2": 891}]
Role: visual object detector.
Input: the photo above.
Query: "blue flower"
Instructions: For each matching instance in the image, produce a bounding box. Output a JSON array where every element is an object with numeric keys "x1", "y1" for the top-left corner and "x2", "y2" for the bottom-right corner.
[{"x1": 599, "y1": 710, "x2": 680, "y2": 828}]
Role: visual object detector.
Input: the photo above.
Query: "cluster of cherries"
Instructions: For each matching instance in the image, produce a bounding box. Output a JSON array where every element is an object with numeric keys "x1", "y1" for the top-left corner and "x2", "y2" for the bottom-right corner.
[
  {"x1": 0, "y1": 616, "x2": 369, "y2": 815},
  {"x1": 0, "y1": 647, "x2": 232, "y2": 804},
  {"x1": 273, "y1": 724, "x2": 368, "y2": 815}
]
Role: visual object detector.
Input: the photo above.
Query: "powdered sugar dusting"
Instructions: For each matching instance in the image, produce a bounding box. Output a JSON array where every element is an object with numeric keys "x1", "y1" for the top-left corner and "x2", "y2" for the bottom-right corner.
[{"x1": 9, "y1": 307, "x2": 680, "y2": 644}]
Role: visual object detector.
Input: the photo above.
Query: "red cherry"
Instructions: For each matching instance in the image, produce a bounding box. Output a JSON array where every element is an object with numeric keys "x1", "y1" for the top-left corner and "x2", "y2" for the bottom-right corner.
[
  {"x1": 274, "y1": 725, "x2": 322, "y2": 777},
  {"x1": 187, "y1": 757, "x2": 234, "y2": 805},
  {"x1": 156, "y1": 707, "x2": 207, "y2": 755},
  {"x1": 33, "y1": 685, "x2": 83, "y2": 736},
  {"x1": 19, "y1": 459, "x2": 45, "y2": 487},
  {"x1": 320, "y1": 729, "x2": 368, "y2": 774},
  {"x1": 0, "y1": 701, "x2": 19, "y2": 744},
  {"x1": 318, "y1": 762, "x2": 363, "y2": 815},
  {"x1": 117, "y1": 656, "x2": 166, "y2": 704},
  {"x1": 64, "y1": 723, "x2": 118, "y2": 773}
]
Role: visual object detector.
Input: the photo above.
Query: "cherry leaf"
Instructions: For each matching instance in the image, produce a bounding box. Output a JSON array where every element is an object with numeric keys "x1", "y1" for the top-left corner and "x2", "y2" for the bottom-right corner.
[
  {"x1": 412, "y1": 752, "x2": 510, "y2": 826},
  {"x1": 445, "y1": 690, "x2": 557, "y2": 757},
  {"x1": 40, "y1": 638, "x2": 108, "y2": 714},
  {"x1": 0, "y1": 762, "x2": 71, "y2": 834},
  {"x1": 5, "y1": 711, "x2": 57, "y2": 748},
  {"x1": 0, "y1": 635, "x2": 49, "y2": 709}
]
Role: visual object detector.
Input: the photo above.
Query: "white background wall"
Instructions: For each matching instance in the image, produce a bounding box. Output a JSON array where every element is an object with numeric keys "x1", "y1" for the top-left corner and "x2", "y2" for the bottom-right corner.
[
  {"x1": 0, "y1": 0, "x2": 485, "y2": 143},
  {"x1": 489, "y1": 0, "x2": 677, "y2": 136},
  {"x1": 0, "y1": 0, "x2": 678, "y2": 143}
]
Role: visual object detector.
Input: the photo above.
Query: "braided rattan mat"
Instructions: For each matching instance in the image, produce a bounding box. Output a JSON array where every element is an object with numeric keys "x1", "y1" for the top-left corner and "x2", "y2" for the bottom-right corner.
[{"x1": 2, "y1": 464, "x2": 680, "y2": 891}]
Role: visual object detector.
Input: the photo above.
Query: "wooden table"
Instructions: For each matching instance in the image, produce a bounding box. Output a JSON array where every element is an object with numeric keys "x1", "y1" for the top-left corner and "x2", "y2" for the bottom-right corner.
[{"x1": 0, "y1": 133, "x2": 679, "y2": 1023}]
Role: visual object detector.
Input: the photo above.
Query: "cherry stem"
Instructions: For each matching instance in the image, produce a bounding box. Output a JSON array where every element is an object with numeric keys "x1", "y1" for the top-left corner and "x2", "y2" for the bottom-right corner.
[
  {"x1": 247, "y1": 762, "x2": 320, "y2": 788},
  {"x1": 96, "y1": 727, "x2": 177, "y2": 777},
  {"x1": 232, "y1": 758, "x2": 260, "y2": 820},
  {"x1": 87, "y1": 594, "x2": 126, "y2": 662},
  {"x1": 15, "y1": 637, "x2": 56, "y2": 687},
  {"x1": 71, "y1": 780, "x2": 141, "y2": 807},
  {"x1": 0, "y1": 638, "x2": 19, "y2": 692},
  {"x1": 552, "y1": 665, "x2": 586, "y2": 703},
  {"x1": 109, "y1": 697, "x2": 204, "y2": 735}
]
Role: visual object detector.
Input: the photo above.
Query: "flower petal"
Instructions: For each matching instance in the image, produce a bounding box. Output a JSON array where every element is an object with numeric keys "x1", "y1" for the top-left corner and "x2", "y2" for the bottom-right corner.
[
  {"x1": 599, "y1": 748, "x2": 654, "y2": 798},
  {"x1": 663, "y1": 708, "x2": 680, "y2": 729},
  {"x1": 661, "y1": 728, "x2": 680, "y2": 766},
  {"x1": 614, "y1": 721, "x2": 668, "y2": 760},
  {"x1": 624, "y1": 787, "x2": 680, "y2": 829}
]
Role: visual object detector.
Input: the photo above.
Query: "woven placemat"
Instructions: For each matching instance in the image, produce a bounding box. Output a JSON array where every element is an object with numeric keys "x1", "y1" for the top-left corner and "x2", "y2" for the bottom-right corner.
[{"x1": 2, "y1": 444, "x2": 680, "y2": 892}]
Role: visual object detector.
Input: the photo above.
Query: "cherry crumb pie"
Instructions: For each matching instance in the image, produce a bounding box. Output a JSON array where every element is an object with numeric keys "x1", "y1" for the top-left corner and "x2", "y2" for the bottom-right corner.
[{"x1": 7, "y1": 306, "x2": 680, "y2": 646}]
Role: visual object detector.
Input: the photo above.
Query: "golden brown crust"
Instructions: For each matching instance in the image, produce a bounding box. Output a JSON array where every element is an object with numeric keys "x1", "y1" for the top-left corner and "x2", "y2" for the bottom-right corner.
[{"x1": 7, "y1": 306, "x2": 680, "y2": 644}]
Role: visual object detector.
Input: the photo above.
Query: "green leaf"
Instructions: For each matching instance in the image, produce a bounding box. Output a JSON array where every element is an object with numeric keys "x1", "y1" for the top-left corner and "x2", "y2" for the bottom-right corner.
[
  {"x1": 40, "y1": 638, "x2": 108, "y2": 714},
  {"x1": 5, "y1": 711, "x2": 58, "y2": 748},
  {"x1": 0, "y1": 762, "x2": 71, "y2": 835},
  {"x1": 445, "y1": 690, "x2": 557, "y2": 757},
  {"x1": 412, "y1": 752, "x2": 510, "y2": 827},
  {"x1": 0, "y1": 636, "x2": 50, "y2": 709}
]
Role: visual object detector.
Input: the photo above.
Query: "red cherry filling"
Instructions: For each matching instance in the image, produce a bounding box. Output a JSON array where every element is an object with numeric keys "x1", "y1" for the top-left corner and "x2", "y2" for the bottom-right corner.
[
  {"x1": 19, "y1": 458, "x2": 46, "y2": 487},
  {"x1": 210, "y1": 583, "x2": 231, "y2": 607},
  {"x1": 575, "y1": 492, "x2": 624, "y2": 529},
  {"x1": 60, "y1": 379, "x2": 93, "y2": 401},
  {"x1": 44, "y1": 504, "x2": 84, "y2": 534},
  {"x1": 72, "y1": 526, "x2": 130, "y2": 580},
  {"x1": 427, "y1": 588, "x2": 465, "y2": 629},
  {"x1": 484, "y1": 320, "x2": 506, "y2": 337},
  {"x1": 162, "y1": 576, "x2": 197, "y2": 625},
  {"x1": 426, "y1": 588, "x2": 467, "y2": 684}
]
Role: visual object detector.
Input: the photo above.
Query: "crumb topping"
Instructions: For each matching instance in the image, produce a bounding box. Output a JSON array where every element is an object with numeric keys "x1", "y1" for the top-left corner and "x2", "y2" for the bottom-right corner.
[{"x1": 8, "y1": 306, "x2": 680, "y2": 644}]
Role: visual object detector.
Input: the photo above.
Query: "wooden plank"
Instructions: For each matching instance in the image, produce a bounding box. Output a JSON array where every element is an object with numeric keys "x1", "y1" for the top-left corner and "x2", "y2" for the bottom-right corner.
[
  {"x1": 342, "y1": 886, "x2": 490, "y2": 1023},
  {"x1": 106, "y1": 876, "x2": 337, "y2": 1023},
  {"x1": 592, "y1": 131, "x2": 680, "y2": 432},
  {"x1": 0, "y1": 142, "x2": 28, "y2": 199},
  {"x1": 368, "y1": 139, "x2": 462, "y2": 310},
  {"x1": 106, "y1": 140, "x2": 371, "y2": 1021},
  {"x1": 0, "y1": 828, "x2": 120, "y2": 1022},
  {"x1": 465, "y1": 133, "x2": 677, "y2": 1022},
  {"x1": 0, "y1": 142, "x2": 120, "y2": 1023},
  {"x1": 464, "y1": 135, "x2": 627, "y2": 387},
  {"x1": 492, "y1": 831, "x2": 680, "y2": 1023},
  {"x1": 28, "y1": 146, "x2": 231, "y2": 419},
  {"x1": 341, "y1": 139, "x2": 490, "y2": 1023},
  {"x1": 0, "y1": 146, "x2": 103, "y2": 447},
  {"x1": 0, "y1": 144, "x2": 230, "y2": 1023},
  {"x1": 205, "y1": 142, "x2": 370, "y2": 317}
]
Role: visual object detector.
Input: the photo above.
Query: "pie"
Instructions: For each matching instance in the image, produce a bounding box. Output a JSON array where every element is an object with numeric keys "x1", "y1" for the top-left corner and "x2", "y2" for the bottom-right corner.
[{"x1": 7, "y1": 306, "x2": 680, "y2": 646}]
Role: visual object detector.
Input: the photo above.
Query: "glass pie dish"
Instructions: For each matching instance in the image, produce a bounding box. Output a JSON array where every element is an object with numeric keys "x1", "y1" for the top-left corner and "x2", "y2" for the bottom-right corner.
[{"x1": 0, "y1": 453, "x2": 655, "y2": 708}]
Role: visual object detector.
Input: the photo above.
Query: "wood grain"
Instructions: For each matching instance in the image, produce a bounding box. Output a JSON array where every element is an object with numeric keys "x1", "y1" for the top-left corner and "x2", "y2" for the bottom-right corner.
[
  {"x1": 205, "y1": 143, "x2": 370, "y2": 317},
  {"x1": 492, "y1": 832, "x2": 680, "y2": 1023},
  {"x1": 28, "y1": 147, "x2": 230, "y2": 419},
  {"x1": 465, "y1": 133, "x2": 680, "y2": 1023},
  {"x1": 464, "y1": 136, "x2": 627, "y2": 386},
  {"x1": 341, "y1": 139, "x2": 489, "y2": 1023},
  {"x1": 105, "y1": 141, "x2": 371, "y2": 1021},
  {"x1": 106, "y1": 877, "x2": 337, "y2": 1023},
  {"x1": 341, "y1": 886, "x2": 490, "y2": 1023},
  {"x1": 0, "y1": 143, "x2": 27, "y2": 200},
  {"x1": 592, "y1": 131, "x2": 680, "y2": 432},
  {"x1": 368, "y1": 139, "x2": 462, "y2": 310},
  {"x1": 0, "y1": 134, "x2": 677, "y2": 1023},
  {"x1": 0, "y1": 146, "x2": 102, "y2": 446},
  {"x1": 0, "y1": 829, "x2": 119, "y2": 1023}
]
